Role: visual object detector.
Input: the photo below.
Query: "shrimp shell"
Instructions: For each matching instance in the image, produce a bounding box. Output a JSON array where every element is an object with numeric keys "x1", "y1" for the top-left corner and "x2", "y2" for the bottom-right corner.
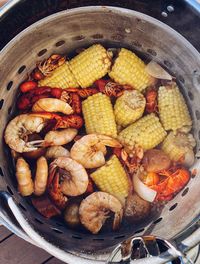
[
  {"x1": 4, "y1": 114, "x2": 46, "y2": 153},
  {"x1": 44, "y1": 128, "x2": 78, "y2": 146},
  {"x1": 70, "y1": 134, "x2": 122, "y2": 168},
  {"x1": 45, "y1": 146, "x2": 70, "y2": 159},
  {"x1": 50, "y1": 157, "x2": 88, "y2": 196},
  {"x1": 34, "y1": 156, "x2": 48, "y2": 196},
  {"x1": 79, "y1": 192, "x2": 123, "y2": 234},
  {"x1": 32, "y1": 98, "x2": 73, "y2": 115},
  {"x1": 16, "y1": 157, "x2": 34, "y2": 196}
]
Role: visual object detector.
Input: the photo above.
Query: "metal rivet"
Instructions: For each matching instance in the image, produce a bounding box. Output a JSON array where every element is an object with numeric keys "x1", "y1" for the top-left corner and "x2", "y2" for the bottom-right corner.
[
  {"x1": 167, "y1": 5, "x2": 174, "y2": 12},
  {"x1": 161, "y1": 11, "x2": 168, "y2": 17}
]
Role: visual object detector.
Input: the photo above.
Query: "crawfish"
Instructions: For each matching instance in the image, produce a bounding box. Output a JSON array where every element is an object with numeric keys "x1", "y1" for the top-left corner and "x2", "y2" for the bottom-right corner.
[
  {"x1": 65, "y1": 87, "x2": 99, "y2": 98},
  {"x1": 149, "y1": 166, "x2": 190, "y2": 201},
  {"x1": 17, "y1": 87, "x2": 63, "y2": 110},
  {"x1": 69, "y1": 93, "x2": 82, "y2": 114},
  {"x1": 31, "y1": 195, "x2": 61, "y2": 218},
  {"x1": 38, "y1": 54, "x2": 66, "y2": 77},
  {"x1": 48, "y1": 157, "x2": 89, "y2": 210},
  {"x1": 145, "y1": 88, "x2": 158, "y2": 114},
  {"x1": 113, "y1": 146, "x2": 143, "y2": 174},
  {"x1": 47, "y1": 166, "x2": 68, "y2": 210},
  {"x1": 30, "y1": 112, "x2": 83, "y2": 131},
  {"x1": 17, "y1": 87, "x2": 81, "y2": 114},
  {"x1": 95, "y1": 79, "x2": 132, "y2": 97}
]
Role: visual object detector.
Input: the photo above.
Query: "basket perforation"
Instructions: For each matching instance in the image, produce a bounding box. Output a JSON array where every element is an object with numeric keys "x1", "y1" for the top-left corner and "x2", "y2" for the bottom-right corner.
[
  {"x1": 169, "y1": 203, "x2": 178, "y2": 211},
  {"x1": 181, "y1": 187, "x2": 189, "y2": 197},
  {"x1": 17, "y1": 65, "x2": 26, "y2": 74},
  {"x1": 55, "y1": 40, "x2": 66, "y2": 47},
  {"x1": 6, "y1": 81, "x2": 13, "y2": 91},
  {"x1": 0, "y1": 8, "x2": 200, "y2": 258},
  {"x1": 37, "y1": 49, "x2": 48, "y2": 57}
]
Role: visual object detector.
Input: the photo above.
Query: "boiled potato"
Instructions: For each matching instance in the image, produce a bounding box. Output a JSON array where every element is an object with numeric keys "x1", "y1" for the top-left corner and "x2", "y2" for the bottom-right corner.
[
  {"x1": 125, "y1": 193, "x2": 151, "y2": 221},
  {"x1": 64, "y1": 202, "x2": 80, "y2": 228},
  {"x1": 142, "y1": 149, "x2": 171, "y2": 172}
]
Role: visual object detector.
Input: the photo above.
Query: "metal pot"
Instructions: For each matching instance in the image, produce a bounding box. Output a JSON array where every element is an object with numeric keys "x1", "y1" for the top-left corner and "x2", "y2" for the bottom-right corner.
[{"x1": 0, "y1": 4, "x2": 200, "y2": 264}]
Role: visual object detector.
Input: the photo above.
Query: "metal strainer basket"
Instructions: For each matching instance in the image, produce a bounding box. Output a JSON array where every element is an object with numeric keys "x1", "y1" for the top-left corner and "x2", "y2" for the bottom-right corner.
[{"x1": 0, "y1": 5, "x2": 200, "y2": 264}]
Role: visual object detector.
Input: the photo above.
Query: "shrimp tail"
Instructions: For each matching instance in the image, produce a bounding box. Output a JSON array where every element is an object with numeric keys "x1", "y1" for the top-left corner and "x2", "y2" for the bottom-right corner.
[
  {"x1": 26, "y1": 140, "x2": 45, "y2": 148},
  {"x1": 113, "y1": 209, "x2": 123, "y2": 231}
]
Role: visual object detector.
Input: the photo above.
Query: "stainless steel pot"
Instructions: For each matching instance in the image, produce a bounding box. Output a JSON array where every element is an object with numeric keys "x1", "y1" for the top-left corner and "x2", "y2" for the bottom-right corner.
[{"x1": 0, "y1": 4, "x2": 200, "y2": 264}]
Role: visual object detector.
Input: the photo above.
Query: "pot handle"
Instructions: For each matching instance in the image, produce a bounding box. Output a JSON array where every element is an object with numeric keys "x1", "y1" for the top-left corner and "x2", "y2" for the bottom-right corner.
[
  {"x1": 0, "y1": 191, "x2": 104, "y2": 264},
  {"x1": 107, "y1": 234, "x2": 198, "y2": 264},
  {"x1": 1, "y1": 191, "x2": 199, "y2": 264},
  {"x1": 0, "y1": 191, "x2": 36, "y2": 245},
  {"x1": 183, "y1": 0, "x2": 200, "y2": 14}
]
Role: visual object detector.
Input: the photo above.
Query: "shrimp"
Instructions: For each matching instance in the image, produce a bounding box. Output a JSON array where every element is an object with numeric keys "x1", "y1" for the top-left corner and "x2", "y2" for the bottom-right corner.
[
  {"x1": 32, "y1": 98, "x2": 73, "y2": 115},
  {"x1": 79, "y1": 192, "x2": 123, "y2": 234},
  {"x1": 16, "y1": 157, "x2": 34, "y2": 196},
  {"x1": 34, "y1": 156, "x2": 48, "y2": 196},
  {"x1": 4, "y1": 114, "x2": 47, "y2": 153},
  {"x1": 43, "y1": 128, "x2": 78, "y2": 146},
  {"x1": 49, "y1": 157, "x2": 89, "y2": 197},
  {"x1": 70, "y1": 134, "x2": 122, "y2": 168},
  {"x1": 45, "y1": 146, "x2": 70, "y2": 159}
]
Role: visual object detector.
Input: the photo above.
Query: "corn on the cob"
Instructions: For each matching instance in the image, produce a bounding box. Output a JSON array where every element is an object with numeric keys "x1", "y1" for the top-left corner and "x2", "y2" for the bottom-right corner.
[
  {"x1": 90, "y1": 155, "x2": 129, "y2": 204},
  {"x1": 38, "y1": 62, "x2": 79, "y2": 88},
  {"x1": 161, "y1": 131, "x2": 196, "y2": 161},
  {"x1": 82, "y1": 93, "x2": 117, "y2": 137},
  {"x1": 158, "y1": 83, "x2": 192, "y2": 131},
  {"x1": 114, "y1": 90, "x2": 146, "y2": 127},
  {"x1": 118, "y1": 113, "x2": 167, "y2": 150},
  {"x1": 69, "y1": 44, "x2": 112, "y2": 88},
  {"x1": 109, "y1": 48, "x2": 155, "y2": 92}
]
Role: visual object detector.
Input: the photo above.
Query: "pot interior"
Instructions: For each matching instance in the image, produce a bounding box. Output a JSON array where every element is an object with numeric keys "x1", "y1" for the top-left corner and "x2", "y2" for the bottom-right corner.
[{"x1": 0, "y1": 6, "x2": 200, "y2": 257}]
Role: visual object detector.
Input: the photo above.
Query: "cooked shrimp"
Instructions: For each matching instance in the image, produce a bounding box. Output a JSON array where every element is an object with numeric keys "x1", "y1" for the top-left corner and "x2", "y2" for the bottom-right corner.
[
  {"x1": 49, "y1": 157, "x2": 88, "y2": 196},
  {"x1": 32, "y1": 98, "x2": 73, "y2": 115},
  {"x1": 44, "y1": 128, "x2": 77, "y2": 146},
  {"x1": 4, "y1": 114, "x2": 46, "y2": 153},
  {"x1": 34, "y1": 156, "x2": 48, "y2": 196},
  {"x1": 79, "y1": 191, "x2": 123, "y2": 234},
  {"x1": 16, "y1": 157, "x2": 34, "y2": 196},
  {"x1": 70, "y1": 134, "x2": 122, "y2": 168},
  {"x1": 45, "y1": 146, "x2": 70, "y2": 159}
]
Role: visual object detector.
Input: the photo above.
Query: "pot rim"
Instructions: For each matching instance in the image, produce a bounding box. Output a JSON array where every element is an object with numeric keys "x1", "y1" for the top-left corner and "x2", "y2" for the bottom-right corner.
[
  {"x1": 0, "y1": 5, "x2": 200, "y2": 59},
  {"x1": 1, "y1": 5, "x2": 200, "y2": 262}
]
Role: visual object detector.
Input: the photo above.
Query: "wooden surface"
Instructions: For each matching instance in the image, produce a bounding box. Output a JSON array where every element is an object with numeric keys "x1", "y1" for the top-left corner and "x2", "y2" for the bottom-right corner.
[
  {"x1": 0, "y1": 0, "x2": 8, "y2": 7},
  {"x1": 0, "y1": 225, "x2": 65, "y2": 264}
]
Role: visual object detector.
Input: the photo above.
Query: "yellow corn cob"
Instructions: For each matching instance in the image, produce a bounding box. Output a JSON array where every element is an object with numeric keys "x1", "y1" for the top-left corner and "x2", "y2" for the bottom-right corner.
[
  {"x1": 114, "y1": 90, "x2": 146, "y2": 127},
  {"x1": 69, "y1": 44, "x2": 112, "y2": 88},
  {"x1": 158, "y1": 83, "x2": 192, "y2": 131},
  {"x1": 118, "y1": 114, "x2": 167, "y2": 150},
  {"x1": 161, "y1": 131, "x2": 196, "y2": 161},
  {"x1": 90, "y1": 155, "x2": 129, "y2": 204},
  {"x1": 38, "y1": 62, "x2": 79, "y2": 88},
  {"x1": 109, "y1": 48, "x2": 155, "y2": 91},
  {"x1": 82, "y1": 93, "x2": 117, "y2": 137}
]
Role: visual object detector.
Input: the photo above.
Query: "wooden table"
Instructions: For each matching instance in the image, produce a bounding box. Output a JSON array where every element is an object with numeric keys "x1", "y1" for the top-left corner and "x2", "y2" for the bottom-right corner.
[{"x1": 0, "y1": 225, "x2": 65, "y2": 264}]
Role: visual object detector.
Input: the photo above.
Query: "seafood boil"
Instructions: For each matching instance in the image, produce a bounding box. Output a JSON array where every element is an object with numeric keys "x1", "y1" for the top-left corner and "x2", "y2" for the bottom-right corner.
[{"x1": 4, "y1": 44, "x2": 196, "y2": 234}]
